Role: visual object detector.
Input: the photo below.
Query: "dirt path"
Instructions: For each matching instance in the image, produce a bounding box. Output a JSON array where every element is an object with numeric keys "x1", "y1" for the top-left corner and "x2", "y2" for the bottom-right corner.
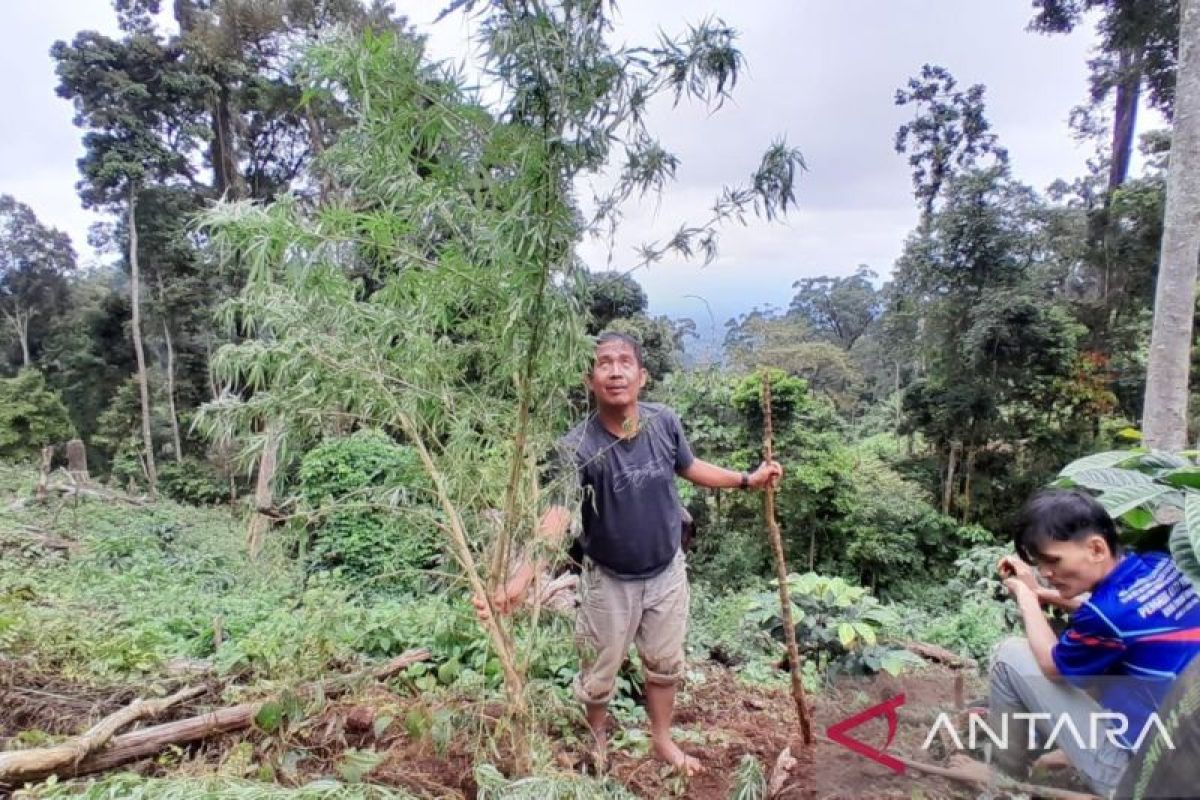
[{"x1": 603, "y1": 666, "x2": 978, "y2": 799}]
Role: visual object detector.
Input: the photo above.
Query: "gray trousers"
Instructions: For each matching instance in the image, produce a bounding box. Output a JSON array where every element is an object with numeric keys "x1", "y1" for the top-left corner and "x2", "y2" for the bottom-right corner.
[
  {"x1": 990, "y1": 637, "x2": 1131, "y2": 796},
  {"x1": 573, "y1": 550, "x2": 689, "y2": 706}
]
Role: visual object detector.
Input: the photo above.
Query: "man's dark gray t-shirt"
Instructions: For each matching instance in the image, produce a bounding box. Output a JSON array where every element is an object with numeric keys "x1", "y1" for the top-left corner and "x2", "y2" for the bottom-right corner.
[{"x1": 558, "y1": 402, "x2": 695, "y2": 580}]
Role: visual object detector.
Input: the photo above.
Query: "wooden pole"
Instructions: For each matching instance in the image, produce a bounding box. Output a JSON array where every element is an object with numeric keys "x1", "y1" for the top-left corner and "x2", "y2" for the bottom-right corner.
[{"x1": 761, "y1": 369, "x2": 814, "y2": 746}]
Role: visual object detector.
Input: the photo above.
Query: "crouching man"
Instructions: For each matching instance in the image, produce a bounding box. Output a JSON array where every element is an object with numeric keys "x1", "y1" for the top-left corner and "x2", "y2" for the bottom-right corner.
[
  {"x1": 475, "y1": 331, "x2": 781, "y2": 775},
  {"x1": 957, "y1": 489, "x2": 1200, "y2": 796}
]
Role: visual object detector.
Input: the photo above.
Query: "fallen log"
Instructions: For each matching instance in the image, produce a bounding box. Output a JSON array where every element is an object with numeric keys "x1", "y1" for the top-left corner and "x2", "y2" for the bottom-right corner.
[
  {"x1": 8, "y1": 480, "x2": 148, "y2": 512},
  {"x1": 903, "y1": 640, "x2": 976, "y2": 670},
  {"x1": 0, "y1": 648, "x2": 431, "y2": 787},
  {"x1": 0, "y1": 685, "x2": 205, "y2": 786}
]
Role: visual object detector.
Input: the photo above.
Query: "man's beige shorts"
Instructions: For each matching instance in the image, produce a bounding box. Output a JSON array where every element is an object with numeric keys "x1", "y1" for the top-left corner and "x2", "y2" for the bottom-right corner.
[{"x1": 573, "y1": 549, "x2": 689, "y2": 706}]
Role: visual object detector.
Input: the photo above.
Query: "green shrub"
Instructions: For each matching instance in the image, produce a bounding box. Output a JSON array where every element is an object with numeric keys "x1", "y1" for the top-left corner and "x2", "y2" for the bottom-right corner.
[
  {"x1": 297, "y1": 430, "x2": 440, "y2": 593},
  {"x1": 750, "y1": 572, "x2": 923, "y2": 678},
  {"x1": 912, "y1": 543, "x2": 1018, "y2": 662},
  {"x1": 0, "y1": 369, "x2": 74, "y2": 458},
  {"x1": 159, "y1": 457, "x2": 229, "y2": 505}
]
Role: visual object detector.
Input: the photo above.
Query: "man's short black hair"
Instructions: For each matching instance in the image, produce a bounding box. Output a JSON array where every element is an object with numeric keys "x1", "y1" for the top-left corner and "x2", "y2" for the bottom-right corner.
[
  {"x1": 593, "y1": 330, "x2": 644, "y2": 369},
  {"x1": 1015, "y1": 488, "x2": 1120, "y2": 563}
]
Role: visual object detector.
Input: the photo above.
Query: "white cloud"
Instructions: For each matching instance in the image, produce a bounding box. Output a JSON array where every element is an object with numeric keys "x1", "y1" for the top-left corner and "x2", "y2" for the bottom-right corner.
[{"x1": 3, "y1": 0, "x2": 1116, "y2": 322}]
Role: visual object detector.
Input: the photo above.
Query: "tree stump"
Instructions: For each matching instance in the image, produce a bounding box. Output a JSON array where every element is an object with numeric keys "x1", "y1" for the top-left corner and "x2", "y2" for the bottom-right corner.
[{"x1": 66, "y1": 439, "x2": 90, "y2": 483}]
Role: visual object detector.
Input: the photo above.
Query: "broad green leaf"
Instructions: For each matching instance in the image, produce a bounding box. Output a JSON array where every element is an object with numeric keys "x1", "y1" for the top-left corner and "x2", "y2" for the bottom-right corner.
[
  {"x1": 1161, "y1": 468, "x2": 1200, "y2": 489},
  {"x1": 1072, "y1": 468, "x2": 1154, "y2": 491},
  {"x1": 1097, "y1": 483, "x2": 1172, "y2": 519},
  {"x1": 1138, "y1": 451, "x2": 1190, "y2": 472},
  {"x1": 1169, "y1": 523, "x2": 1200, "y2": 588},
  {"x1": 1059, "y1": 451, "x2": 1141, "y2": 478},
  {"x1": 837, "y1": 622, "x2": 856, "y2": 648},
  {"x1": 1186, "y1": 494, "x2": 1200, "y2": 563},
  {"x1": 853, "y1": 622, "x2": 877, "y2": 646},
  {"x1": 1120, "y1": 506, "x2": 1157, "y2": 530},
  {"x1": 879, "y1": 649, "x2": 924, "y2": 676}
]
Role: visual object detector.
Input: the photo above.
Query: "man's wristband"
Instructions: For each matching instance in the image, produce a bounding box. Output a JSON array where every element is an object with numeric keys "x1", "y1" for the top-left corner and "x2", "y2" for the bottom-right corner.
[{"x1": 739, "y1": 471, "x2": 750, "y2": 490}]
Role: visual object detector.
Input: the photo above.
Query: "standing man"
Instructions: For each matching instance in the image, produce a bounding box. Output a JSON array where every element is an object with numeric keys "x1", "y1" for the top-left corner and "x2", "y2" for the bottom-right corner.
[{"x1": 476, "y1": 331, "x2": 782, "y2": 775}]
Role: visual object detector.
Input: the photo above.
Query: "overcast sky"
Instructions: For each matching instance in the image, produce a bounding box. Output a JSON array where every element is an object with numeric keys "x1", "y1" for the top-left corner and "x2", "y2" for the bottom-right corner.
[{"x1": 0, "y1": 1, "x2": 1140, "y2": 338}]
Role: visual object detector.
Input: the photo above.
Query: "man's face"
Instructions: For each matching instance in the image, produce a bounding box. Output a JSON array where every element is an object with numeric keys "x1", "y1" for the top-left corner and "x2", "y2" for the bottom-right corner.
[
  {"x1": 586, "y1": 340, "x2": 647, "y2": 409},
  {"x1": 1033, "y1": 535, "x2": 1112, "y2": 599}
]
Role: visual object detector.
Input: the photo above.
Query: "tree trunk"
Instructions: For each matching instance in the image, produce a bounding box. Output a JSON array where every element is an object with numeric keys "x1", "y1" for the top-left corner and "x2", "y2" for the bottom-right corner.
[
  {"x1": 34, "y1": 445, "x2": 54, "y2": 502},
  {"x1": 2, "y1": 307, "x2": 32, "y2": 367},
  {"x1": 246, "y1": 421, "x2": 281, "y2": 556},
  {"x1": 1108, "y1": 48, "x2": 1144, "y2": 194},
  {"x1": 17, "y1": 312, "x2": 30, "y2": 367},
  {"x1": 212, "y1": 83, "x2": 242, "y2": 200},
  {"x1": 305, "y1": 104, "x2": 333, "y2": 205},
  {"x1": 942, "y1": 441, "x2": 960, "y2": 516},
  {"x1": 1143, "y1": 0, "x2": 1200, "y2": 451},
  {"x1": 961, "y1": 446, "x2": 976, "y2": 523},
  {"x1": 128, "y1": 188, "x2": 157, "y2": 492},
  {"x1": 161, "y1": 318, "x2": 183, "y2": 462}
]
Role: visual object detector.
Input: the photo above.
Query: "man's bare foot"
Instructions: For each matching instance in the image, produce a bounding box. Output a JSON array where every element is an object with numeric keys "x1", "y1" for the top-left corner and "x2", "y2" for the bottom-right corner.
[
  {"x1": 586, "y1": 729, "x2": 608, "y2": 773},
  {"x1": 1033, "y1": 748, "x2": 1072, "y2": 772},
  {"x1": 652, "y1": 735, "x2": 703, "y2": 776},
  {"x1": 945, "y1": 754, "x2": 995, "y2": 785}
]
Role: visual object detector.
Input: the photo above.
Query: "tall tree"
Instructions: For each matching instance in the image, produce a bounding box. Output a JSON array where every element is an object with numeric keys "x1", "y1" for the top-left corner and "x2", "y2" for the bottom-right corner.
[
  {"x1": 52, "y1": 30, "x2": 210, "y2": 488},
  {"x1": 788, "y1": 265, "x2": 882, "y2": 351},
  {"x1": 0, "y1": 196, "x2": 76, "y2": 369},
  {"x1": 1031, "y1": 0, "x2": 1180, "y2": 193},
  {"x1": 894, "y1": 64, "x2": 1008, "y2": 221},
  {"x1": 1143, "y1": 0, "x2": 1200, "y2": 450},
  {"x1": 724, "y1": 308, "x2": 863, "y2": 414},
  {"x1": 168, "y1": 0, "x2": 408, "y2": 201}
]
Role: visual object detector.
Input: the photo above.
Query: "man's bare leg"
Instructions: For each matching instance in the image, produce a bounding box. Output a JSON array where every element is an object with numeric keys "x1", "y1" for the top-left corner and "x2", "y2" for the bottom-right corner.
[
  {"x1": 585, "y1": 701, "x2": 608, "y2": 771},
  {"x1": 645, "y1": 681, "x2": 702, "y2": 776}
]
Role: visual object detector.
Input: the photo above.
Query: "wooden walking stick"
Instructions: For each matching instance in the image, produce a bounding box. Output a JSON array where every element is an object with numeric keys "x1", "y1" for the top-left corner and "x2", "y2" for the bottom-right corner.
[{"x1": 761, "y1": 369, "x2": 814, "y2": 745}]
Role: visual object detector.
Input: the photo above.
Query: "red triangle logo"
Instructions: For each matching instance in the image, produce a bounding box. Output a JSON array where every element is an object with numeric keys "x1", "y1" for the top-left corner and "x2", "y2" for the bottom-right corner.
[{"x1": 826, "y1": 693, "x2": 907, "y2": 775}]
